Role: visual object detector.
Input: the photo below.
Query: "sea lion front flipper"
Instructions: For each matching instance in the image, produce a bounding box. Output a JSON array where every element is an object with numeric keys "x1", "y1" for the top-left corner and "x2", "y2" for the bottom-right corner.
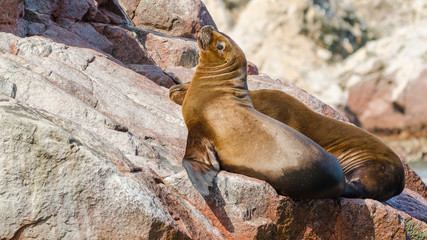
[
  {"x1": 169, "y1": 82, "x2": 190, "y2": 106},
  {"x1": 182, "y1": 133, "x2": 220, "y2": 196}
]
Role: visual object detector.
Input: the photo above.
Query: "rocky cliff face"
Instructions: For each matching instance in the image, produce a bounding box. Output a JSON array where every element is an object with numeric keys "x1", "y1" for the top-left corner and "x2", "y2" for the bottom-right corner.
[{"x1": 0, "y1": 0, "x2": 426, "y2": 239}]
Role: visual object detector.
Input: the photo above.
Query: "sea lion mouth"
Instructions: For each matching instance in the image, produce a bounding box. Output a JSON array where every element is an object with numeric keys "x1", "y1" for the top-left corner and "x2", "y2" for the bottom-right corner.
[{"x1": 198, "y1": 25, "x2": 215, "y2": 50}]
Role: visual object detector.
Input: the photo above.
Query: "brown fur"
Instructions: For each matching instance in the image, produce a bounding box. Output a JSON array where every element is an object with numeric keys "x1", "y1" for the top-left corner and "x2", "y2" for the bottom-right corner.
[
  {"x1": 171, "y1": 84, "x2": 405, "y2": 201},
  {"x1": 180, "y1": 26, "x2": 345, "y2": 198}
]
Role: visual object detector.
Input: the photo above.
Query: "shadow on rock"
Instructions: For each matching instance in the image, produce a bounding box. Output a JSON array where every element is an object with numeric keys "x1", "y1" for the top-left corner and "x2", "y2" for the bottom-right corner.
[
  {"x1": 203, "y1": 182, "x2": 235, "y2": 233},
  {"x1": 386, "y1": 190, "x2": 427, "y2": 222}
]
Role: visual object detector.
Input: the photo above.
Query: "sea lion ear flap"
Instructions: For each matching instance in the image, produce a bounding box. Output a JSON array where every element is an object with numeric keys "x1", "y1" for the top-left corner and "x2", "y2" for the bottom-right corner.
[
  {"x1": 169, "y1": 82, "x2": 190, "y2": 106},
  {"x1": 182, "y1": 134, "x2": 220, "y2": 196}
]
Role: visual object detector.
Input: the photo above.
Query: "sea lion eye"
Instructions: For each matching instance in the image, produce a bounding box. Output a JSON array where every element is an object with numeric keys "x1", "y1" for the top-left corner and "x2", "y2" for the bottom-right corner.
[{"x1": 217, "y1": 42, "x2": 225, "y2": 51}]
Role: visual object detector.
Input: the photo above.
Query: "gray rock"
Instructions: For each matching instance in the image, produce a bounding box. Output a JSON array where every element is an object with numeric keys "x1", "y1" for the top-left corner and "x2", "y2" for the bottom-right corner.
[
  {"x1": 0, "y1": 76, "x2": 17, "y2": 98},
  {"x1": 0, "y1": 100, "x2": 185, "y2": 239}
]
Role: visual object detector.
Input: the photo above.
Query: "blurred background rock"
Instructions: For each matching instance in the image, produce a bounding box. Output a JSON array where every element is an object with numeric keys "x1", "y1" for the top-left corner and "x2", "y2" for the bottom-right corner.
[{"x1": 204, "y1": 0, "x2": 427, "y2": 180}]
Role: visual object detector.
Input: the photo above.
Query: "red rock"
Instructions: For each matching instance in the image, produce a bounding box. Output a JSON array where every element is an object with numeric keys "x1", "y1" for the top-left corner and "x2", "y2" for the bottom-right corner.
[
  {"x1": 125, "y1": 0, "x2": 217, "y2": 39},
  {"x1": 128, "y1": 64, "x2": 176, "y2": 88},
  {"x1": 0, "y1": 0, "x2": 26, "y2": 36},
  {"x1": 401, "y1": 160, "x2": 427, "y2": 200},
  {"x1": 130, "y1": 27, "x2": 199, "y2": 68},
  {"x1": 247, "y1": 61, "x2": 259, "y2": 75},
  {"x1": 91, "y1": 23, "x2": 155, "y2": 65},
  {"x1": 84, "y1": 0, "x2": 126, "y2": 24},
  {"x1": 53, "y1": 0, "x2": 91, "y2": 24},
  {"x1": 165, "y1": 170, "x2": 427, "y2": 239},
  {"x1": 120, "y1": 0, "x2": 140, "y2": 19}
]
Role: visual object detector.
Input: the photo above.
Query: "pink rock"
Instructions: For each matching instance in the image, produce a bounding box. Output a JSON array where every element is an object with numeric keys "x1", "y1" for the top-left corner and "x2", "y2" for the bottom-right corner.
[
  {"x1": 347, "y1": 74, "x2": 405, "y2": 130},
  {"x1": 164, "y1": 66, "x2": 195, "y2": 84},
  {"x1": 395, "y1": 70, "x2": 427, "y2": 128},
  {"x1": 125, "y1": 0, "x2": 217, "y2": 39},
  {"x1": 130, "y1": 27, "x2": 199, "y2": 68},
  {"x1": 128, "y1": 64, "x2": 176, "y2": 88},
  {"x1": 347, "y1": 69, "x2": 427, "y2": 134}
]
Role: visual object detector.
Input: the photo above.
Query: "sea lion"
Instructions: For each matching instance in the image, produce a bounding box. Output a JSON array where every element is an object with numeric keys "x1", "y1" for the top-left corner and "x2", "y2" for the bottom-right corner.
[
  {"x1": 180, "y1": 25, "x2": 345, "y2": 199},
  {"x1": 171, "y1": 84, "x2": 405, "y2": 201}
]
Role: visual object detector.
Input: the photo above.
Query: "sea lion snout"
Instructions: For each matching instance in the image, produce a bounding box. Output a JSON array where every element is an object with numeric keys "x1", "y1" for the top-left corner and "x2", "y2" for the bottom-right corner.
[{"x1": 198, "y1": 25, "x2": 215, "y2": 50}]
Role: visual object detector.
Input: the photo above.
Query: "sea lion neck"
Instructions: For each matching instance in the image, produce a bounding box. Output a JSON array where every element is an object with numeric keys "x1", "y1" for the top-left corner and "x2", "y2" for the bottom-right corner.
[{"x1": 191, "y1": 54, "x2": 250, "y2": 101}]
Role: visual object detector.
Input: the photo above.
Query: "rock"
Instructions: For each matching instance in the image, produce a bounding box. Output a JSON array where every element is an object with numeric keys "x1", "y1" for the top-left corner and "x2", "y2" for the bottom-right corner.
[
  {"x1": 0, "y1": 0, "x2": 26, "y2": 36},
  {"x1": 0, "y1": 32, "x2": 186, "y2": 166},
  {"x1": 401, "y1": 160, "x2": 427, "y2": 200},
  {"x1": 349, "y1": 0, "x2": 427, "y2": 37},
  {"x1": 386, "y1": 188, "x2": 427, "y2": 223},
  {"x1": 0, "y1": 76, "x2": 17, "y2": 98},
  {"x1": 203, "y1": 0, "x2": 251, "y2": 31},
  {"x1": 385, "y1": 137, "x2": 427, "y2": 164},
  {"x1": 128, "y1": 64, "x2": 176, "y2": 88},
  {"x1": 164, "y1": 66, "x2": 196, "y2": 84},
  {"x1": 229, "y1": 0, "x2": 368, "y2": 95},
  {"x1": 202, "y1": 0, "x2": 234, "y2": 32},
  {"x1": 165, "y1": 171, "x2": 281, "y2": 239},
  {"x1": 69, "y1": 22, "x2": 114, "y2": 53},
  {"x1": 127, "y1": 26, "x2": 199, "y2": 69},
  {"x1": 165, "y1": 170, "x2": 427, "y2": 239},
  {"x1": 122, "y1": 0, "x2": 217, "y2": 39},
  {"x1": 1, "y1": 1, "x2": 426, "y2": 239},
  {"x1": 0, "y1": 99, "x2": 187, "y2": 239},
  {"x1": 247, "y1": 61, "x2": 258, "y2": 75},
  {"x1": 344, "y1": 25, "x2": 427, "y2": 160},
  {"x1": 91, "y1": 23, "x2": 155, "y2": 65},
  {"x1": 0, "y1": 97, "x2": 234, "y2": 239}
]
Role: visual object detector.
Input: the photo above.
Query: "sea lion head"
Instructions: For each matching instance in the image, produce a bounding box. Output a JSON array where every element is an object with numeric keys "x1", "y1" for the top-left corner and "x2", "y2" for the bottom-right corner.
[{"x1": 197, "y1": 25, "x2": 246, "y2": 67}]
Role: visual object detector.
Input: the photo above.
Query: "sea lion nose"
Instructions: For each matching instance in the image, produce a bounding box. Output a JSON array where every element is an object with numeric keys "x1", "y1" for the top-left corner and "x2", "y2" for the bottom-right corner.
[{"x1": 198, "y1": 25, "x2": 215, "y2": 50}]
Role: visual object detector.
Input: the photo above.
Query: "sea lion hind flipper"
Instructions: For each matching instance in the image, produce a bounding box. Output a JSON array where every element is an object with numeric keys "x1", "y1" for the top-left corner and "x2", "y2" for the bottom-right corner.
[
  {"x1": 341, "y1": 178, "x2": 366, "y2": 198},
  {"x1": 182, "y1": 135, "x2": 220, "y2": 196},
  {"x1": 183, "y1": 159, "x2": 219, "y2": 196}
]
